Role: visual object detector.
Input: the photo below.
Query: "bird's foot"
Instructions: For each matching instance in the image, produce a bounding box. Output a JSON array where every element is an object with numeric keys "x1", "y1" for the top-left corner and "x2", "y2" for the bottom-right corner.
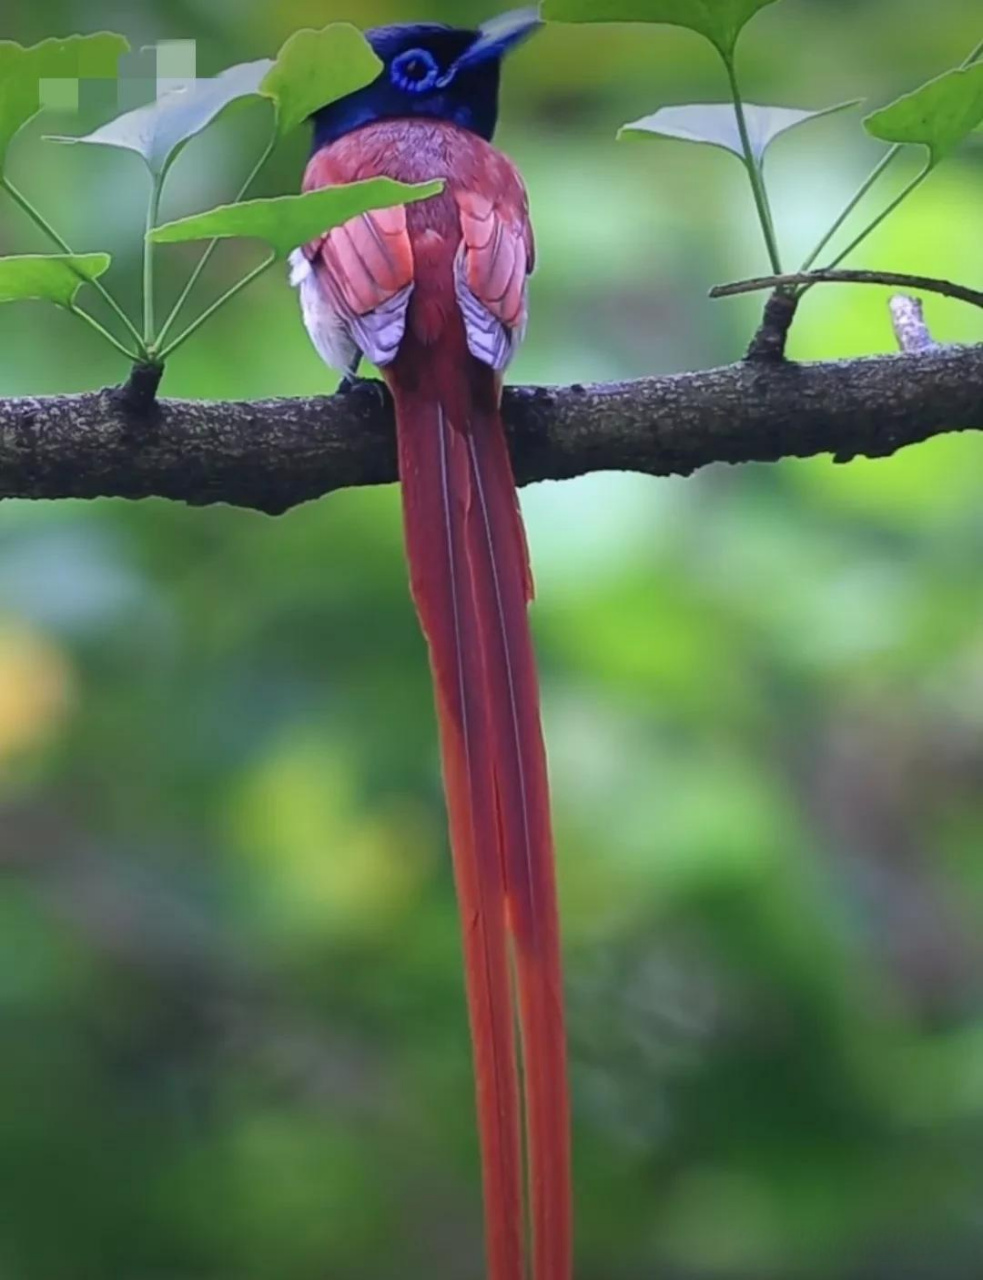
[{"x1": 336, "y1": 372, "x2": 387, "y2": 407}]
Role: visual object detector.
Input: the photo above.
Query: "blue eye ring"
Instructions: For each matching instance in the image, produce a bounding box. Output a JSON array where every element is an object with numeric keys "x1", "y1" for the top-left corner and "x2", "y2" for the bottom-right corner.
[{"x1": 390, "y1": 47, "x2": 441, "y2": 94}]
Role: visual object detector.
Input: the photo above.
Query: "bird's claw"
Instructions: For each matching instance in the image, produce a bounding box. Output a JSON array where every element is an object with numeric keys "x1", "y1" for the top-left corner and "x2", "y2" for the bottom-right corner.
[{"x1": 336, "y1": 373, "x2": 387, "y2": 407}]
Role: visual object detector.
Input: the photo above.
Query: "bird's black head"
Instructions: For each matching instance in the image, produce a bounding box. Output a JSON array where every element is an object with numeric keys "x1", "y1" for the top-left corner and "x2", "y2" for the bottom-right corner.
[{"x1": 311, "y1": 8, "x2": 541, "y2": 151}]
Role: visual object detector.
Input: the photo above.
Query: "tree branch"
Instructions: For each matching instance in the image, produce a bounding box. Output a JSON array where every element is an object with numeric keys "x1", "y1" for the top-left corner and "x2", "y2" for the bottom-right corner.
[
  {"x1": 711, "y1": 269, "x2": 983, "y2": 311},
  {"x1": 0, "y1": 344, "x2": 981, "y2": 515},
  {"x1": 890, "y1": 295, "x2": 940, "y2": 355}
]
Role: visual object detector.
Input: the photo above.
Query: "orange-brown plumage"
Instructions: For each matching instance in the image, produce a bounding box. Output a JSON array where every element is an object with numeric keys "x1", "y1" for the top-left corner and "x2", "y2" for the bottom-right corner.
[{"x1": 299, "y1": 115, "x2": 570, "y2": 1280}]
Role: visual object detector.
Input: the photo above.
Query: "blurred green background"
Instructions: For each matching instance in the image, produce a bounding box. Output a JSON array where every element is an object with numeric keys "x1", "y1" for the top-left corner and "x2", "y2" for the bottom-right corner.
[{"x1": 1, "y1": 1, "x2": 983, "y2": 1277}]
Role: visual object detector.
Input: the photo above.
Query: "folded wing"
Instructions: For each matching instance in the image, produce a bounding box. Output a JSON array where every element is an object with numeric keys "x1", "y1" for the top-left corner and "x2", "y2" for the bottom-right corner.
[{"x1": 455, "y1": 187, "x2": 534, "y2": 372}]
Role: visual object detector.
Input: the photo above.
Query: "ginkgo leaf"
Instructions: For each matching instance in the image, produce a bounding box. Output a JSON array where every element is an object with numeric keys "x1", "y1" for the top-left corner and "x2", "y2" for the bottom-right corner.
[
  {"x1": 542, "y1": 0, "x2": 782, "y2": 58},
  {"x1": 46, "y1": 25, "x2": 386, "y2": 179},
  {"x1": 260, "y1": 24, "x2": 382, "y2": 138},
  {"x1": 149, "y1": 179, "x2": 443, "y2": 259},
  {"x1": 0, "y1": 33, "x2": 127, "y2": 172},
  {"x1": 619, "y1": 100, "x2": 860, "y2": 164},
  {"x1": 0, "y1": 253, "x2": 111, "y2": 307},
  {"x1": 48, "y1": 58, "x2": 272, "y2": 178},
  {"x1": 864, "y1": 63, "x2": 983, "y2": 166}
]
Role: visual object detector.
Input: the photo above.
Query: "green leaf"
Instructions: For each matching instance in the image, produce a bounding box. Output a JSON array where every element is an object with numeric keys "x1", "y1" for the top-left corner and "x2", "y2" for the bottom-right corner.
[
  {"x1": 0, "y1": 252, "x2": 111, "y2": 307},
  {"x1": 542, "y1": 0, "x2": 782, "y2": 57},
  {"x1": 48, "y1": 58, "x2": 272, "y2": 178},
  {"x1": 619, "y1": 100, "x2": 860, "y2": 163},
  {"x1": 149, "y1": 179, "x2": 444, "y2": 259},
  {"x1": 260, "y1": 24, "x2": 382, "y2": 139},
  {"x1": 46, "y1": 24, "x2": 385, "y2": 177},
  {"x1": 0, "y1": 33, "x2": 127, "y2": 172},
  {"x1": 864, "y1": 64, "x2": 983, "y2": 166}
]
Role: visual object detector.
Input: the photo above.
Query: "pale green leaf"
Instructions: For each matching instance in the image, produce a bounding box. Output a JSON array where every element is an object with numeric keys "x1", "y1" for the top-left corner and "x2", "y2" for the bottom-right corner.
[
  {"x1": 619, "y1": 99, "x2": 860, "y2": 163},
  {"x1": 542, "y1": 0, "x2": 782, "y2": 57},
  {"x1": 149, "y1": 179, "x2": 444, "y2": 259},
  {"x1": 49, "y1": 59, "x2": 272, "y2": 177},
  {"x1": 260, "y1": 24, "x2": 382, "y2": 138},
  {"x1": 0, "y1": 252, "x2": 111, "y2": 307},
  {"x1": 0, "y1": 33, "x2": 127, "y2": 172},
  {"x1": 864, "y1": 64, "x2": 983, "y2": 165}
]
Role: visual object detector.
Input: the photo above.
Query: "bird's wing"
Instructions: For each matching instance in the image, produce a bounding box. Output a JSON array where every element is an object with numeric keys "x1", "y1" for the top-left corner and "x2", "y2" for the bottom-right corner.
[
  {"x1": 294, "y1": 151, "x2": 415, "y2": 369},
  {"x1": 454, "y1": 179, "x2": 535, "y2": 372}
]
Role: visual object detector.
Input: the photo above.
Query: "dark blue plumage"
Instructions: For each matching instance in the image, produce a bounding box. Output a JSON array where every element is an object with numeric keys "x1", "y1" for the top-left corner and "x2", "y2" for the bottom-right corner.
[{"x1": 311, "y1": 10, "x2": 540, "y2": 150}]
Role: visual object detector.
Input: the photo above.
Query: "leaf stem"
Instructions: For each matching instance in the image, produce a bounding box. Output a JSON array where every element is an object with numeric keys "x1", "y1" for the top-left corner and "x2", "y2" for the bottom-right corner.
[
  {"x1": 820, "y1": 163, "x2": 932, "y2": 274},
  {"x1": 143, "y1": 172, "x2": 165, "y2": 350},
  {"x1": 67, "y1": 304, "x2": 142, "y2": 361},
  {"x1": 158, "y1": 253, "x2": 276, "y2": 359},
  {"x1": 156, "y1": 128, "x2": 278, "y2": 348},
  {"x1": 722, "y1": 53, "x2": 783, "y2": 275},
  {"x1": 800, "y1": 32, "x2": 983, "y2": 273},
  {"x1": 799, "y1": 147, "x2": 900, "y2": 272},
  {"x1": 2, "y1": 177, "x2": 145, "y2": 350}
]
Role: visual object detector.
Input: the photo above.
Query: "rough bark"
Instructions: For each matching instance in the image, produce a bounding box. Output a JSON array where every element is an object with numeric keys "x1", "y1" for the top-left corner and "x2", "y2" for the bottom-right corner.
[{"x1": 0, "y1": 343, "x2": 980, "y2": 515}]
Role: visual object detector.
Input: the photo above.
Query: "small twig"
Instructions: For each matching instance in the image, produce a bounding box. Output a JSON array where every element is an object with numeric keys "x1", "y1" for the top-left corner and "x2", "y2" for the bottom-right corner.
[
  {"x1": 119, "y1": 360, "x2": 164, "y2": 414},
  {"x1": 745, "y1": 289, "x2": 800, "y2": 362},
  {"x1": 890, "y1": 296, "x2": 939, "y2": 355},
  {"x1": 711, "y1": 269, "x2": 983, "y2": 310}
]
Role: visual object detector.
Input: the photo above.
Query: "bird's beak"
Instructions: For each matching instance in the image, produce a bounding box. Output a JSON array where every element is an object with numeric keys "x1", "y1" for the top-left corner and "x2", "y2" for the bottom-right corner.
[{"x1": 453, "y1": 6, "x2": 542, "y2": 72}]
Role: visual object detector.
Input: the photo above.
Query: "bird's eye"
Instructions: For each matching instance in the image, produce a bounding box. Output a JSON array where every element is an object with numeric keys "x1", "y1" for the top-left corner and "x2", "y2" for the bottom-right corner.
[{"x1": 391, "y1": 47, "x2": 440, "y2": 94}]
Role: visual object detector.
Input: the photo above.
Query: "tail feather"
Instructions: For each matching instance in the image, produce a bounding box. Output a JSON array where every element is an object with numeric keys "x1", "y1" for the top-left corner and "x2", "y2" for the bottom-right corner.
[
  {"x1": 466, "y1": 408, "x2": 572, "y2": 1280},
  {"x1": 391, "y1": 362, "x2": 571, "y2": 1280},
  {"x1": 395, "y1": 385, "x2": 525, "y2": 1280}
]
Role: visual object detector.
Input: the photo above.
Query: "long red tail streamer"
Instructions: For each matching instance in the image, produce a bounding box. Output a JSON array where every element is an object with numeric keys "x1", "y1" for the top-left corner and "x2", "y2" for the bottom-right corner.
[{"x1": 390, "y1": 348, "x2": 571, "y2": 1280}]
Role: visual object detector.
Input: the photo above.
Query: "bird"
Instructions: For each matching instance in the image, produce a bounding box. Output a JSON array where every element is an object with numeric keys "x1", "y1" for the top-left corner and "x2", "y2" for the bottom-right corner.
[{"x1": 289, "y1": 11, "x2": 571, "y2": 1280}]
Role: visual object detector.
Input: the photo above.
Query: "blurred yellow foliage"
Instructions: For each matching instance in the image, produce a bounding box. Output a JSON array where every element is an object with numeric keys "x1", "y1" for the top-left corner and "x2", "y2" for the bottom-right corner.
[
  {"x1": 227, "y1": 730, "x2": 436, "y2": 941},
  {"x1": 0, "y1": 623, "x2": 72, "y2": 763}
]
